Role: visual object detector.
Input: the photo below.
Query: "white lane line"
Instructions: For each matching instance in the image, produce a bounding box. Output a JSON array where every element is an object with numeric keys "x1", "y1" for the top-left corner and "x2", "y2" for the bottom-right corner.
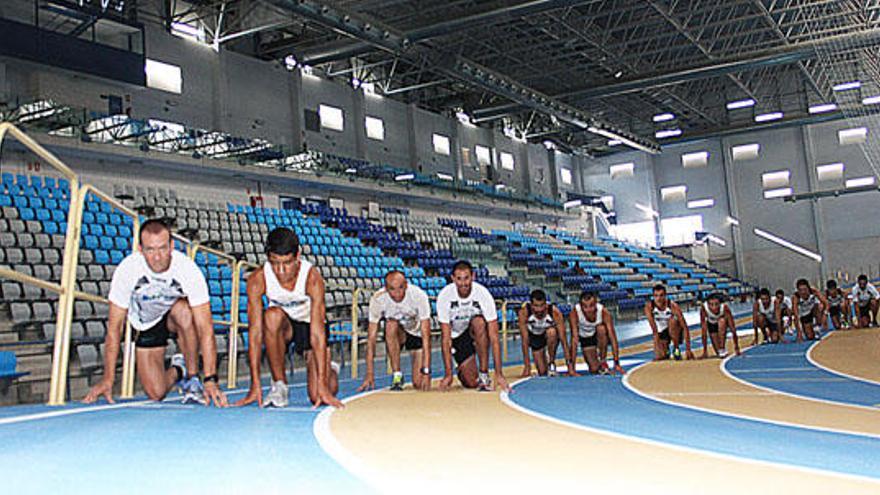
[
  {"x1": 806, "y1": 334, "x2": 880, "y2": 387},
  {"x1": 732, "y1": 367, "x2": 824, "y2": 373},
  {"x1": 501, "y1": 377, "x2": 880, "y2": 485},
  {"x1": 652, "y1": 391, "x2": 776, "y2": 397},
  {"x1": 623, "y1": 361, "x2": 880, "y2": 440}
]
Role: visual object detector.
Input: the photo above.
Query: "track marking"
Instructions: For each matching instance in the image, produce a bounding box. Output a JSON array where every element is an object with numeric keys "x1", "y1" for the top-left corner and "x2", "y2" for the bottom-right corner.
[{"x1": 806, "y1": 333, "x2": 880, "y2": 387}]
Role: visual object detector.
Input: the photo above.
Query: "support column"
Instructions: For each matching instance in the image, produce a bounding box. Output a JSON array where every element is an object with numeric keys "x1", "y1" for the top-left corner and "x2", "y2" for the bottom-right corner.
[
  {"x1": 800, "y1": 125, "x2": 830, "y2": 283},
  {"x1": 452, "y1": 122, "x2": 464, "y2": 181},
  {"x1": 547, "y1": 149, "x2": 560, "y2": 200},
  {"x1": 406, "y1": 104, "x2": 418, "y2": 172},
  {"x1": 720, "y1": 137, "x2": 746, "y2": 280},
  {"x1": 518, "y1": 143, "x2": 531, "y2": 196},
  {"x1": 289, "y1": 68, "x2": 304, "y2": 152},
  {"x1": 352, "y1": 87, "x2": 367, "y2": 160}
]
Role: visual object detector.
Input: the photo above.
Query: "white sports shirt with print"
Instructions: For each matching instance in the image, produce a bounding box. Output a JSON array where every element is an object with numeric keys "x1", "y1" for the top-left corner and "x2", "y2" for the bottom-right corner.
[
  {"x1": 368, "y1": 284, "x2": 431, "y2": 336},
  {"x1": 108, "y1": 250, "x2": 210, "y2": 331},
  {"x1": 436, "y1": 282, "x2": 497, "y2": 338}
]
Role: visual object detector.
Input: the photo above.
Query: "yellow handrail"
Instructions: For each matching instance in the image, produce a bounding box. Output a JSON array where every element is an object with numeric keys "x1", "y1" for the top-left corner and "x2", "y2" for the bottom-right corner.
[{"x1": 227, "y1": 260, "x2": 259, "y2": 388}]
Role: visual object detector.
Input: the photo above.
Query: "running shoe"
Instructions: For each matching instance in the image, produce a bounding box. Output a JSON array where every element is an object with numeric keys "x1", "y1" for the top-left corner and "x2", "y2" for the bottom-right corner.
[
  {"x1": 170, "y1": 353, "x2": 187, "y2": 390},
  {"x1": 548, "y1": 362, "x2": 557, "y2": 377},
  {"x1": 390, "y1": 373, "x2": 404, "y2": 391},
  {"x1": 262, "y1": 380, "x2": 289, "y2": 408},
  {"x1": 672, "y1": 346, "x2": 682, "y2": 361},
  {"x1": 717, "y1": 349, "x2": 728, "y2": 359},
  {"x1": 182, "y1": 376, "x2": 207, "y2": 405},
  {"x1": 477, "y1": 372, "x2": 491, "y2": 392}
]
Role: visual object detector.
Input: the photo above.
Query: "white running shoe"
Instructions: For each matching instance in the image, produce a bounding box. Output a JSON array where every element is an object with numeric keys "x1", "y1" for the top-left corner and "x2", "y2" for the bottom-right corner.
[
  {"x1": 262, "y1": 380, "x2": 289, "y2": 408},
  {"x1": 548, "y1": 362, "x2": 557, "y2": 377},
  {"x1": 330, "y1": 361, "x2": 341, "y2": 375},
  {"x1": 477, "y1": 372, "x2": 491, "y2": 392},
  {"x1": 170, "y1": 353, "x2": 187, "y2": 388},
  {"x1": 182, "y1": 376, "x2": 207, "y2": 405}
]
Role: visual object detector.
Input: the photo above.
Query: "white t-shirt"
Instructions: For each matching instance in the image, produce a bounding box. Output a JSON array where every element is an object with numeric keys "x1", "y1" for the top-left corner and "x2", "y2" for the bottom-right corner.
[
  {"x1": 575, "y1": 303, "x2": 604, "y2": 338},
  {"x1": 436, "y1": 282, "x2": 497, "y2": 338},
  {"x1": 853, "y1": 283, "x2": 880, "y2": 307},
  {"x1": 108, "y1": 250, "x2": 210, "y2": 331},
  {"x1": 264, "y1": 259, "x2": 313, "y2": 322},
  {"x1": 368, "y1": 284, "x2": 431, "y2": 336}
]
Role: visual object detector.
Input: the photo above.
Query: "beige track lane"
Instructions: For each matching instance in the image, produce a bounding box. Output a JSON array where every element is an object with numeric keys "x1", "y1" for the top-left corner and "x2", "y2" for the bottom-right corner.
[
  {"x1": 327, "y1": 370, "x2": 880, "y2": 494},
  {"x1": 627, "y1": 355, "x2": 880, "y2": 436},
  {"x1": 810, "y1": 328, "x2": 880, "y2": 383}
]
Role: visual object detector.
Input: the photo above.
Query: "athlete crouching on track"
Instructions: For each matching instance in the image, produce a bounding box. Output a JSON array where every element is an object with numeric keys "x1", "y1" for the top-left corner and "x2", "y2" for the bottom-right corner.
[
  {"x1": 699, "y1": 292, "x2": 740, "y2": 358},
  {"x1": 236, "y1": 227, "x2": 342, "y2": 409},
  {"x1": 753, "y1": 288, "x2": 784, "y2": 344},
  {"x1": 84, "y1": 219, "x2": 227, "y2": 407},
  {"x1": 851, "y1": 274, "x2": 879, "y2": 328},
  {"x1": 824, "y1": 280, "x2": 850, "y2": 330},
  {"x1": 645, "y1": 284, "x2": 694, "y2": 361},
  {"x1": 518, "y1": 289, "x2": 575, "y2": 377},
  {"x1": 569, "y1": 291, "x2": 625, "y2": 374},
  {"x1": 437, "y1": 261, "x2": 511, "y2": 392},
  {"x1": 791, "y1": 278, "x2": 828, "y2": 342}
]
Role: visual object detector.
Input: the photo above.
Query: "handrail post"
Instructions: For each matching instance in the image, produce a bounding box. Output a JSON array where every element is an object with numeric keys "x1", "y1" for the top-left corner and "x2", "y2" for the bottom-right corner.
[
  {"x1": 120, "y1": 215, "x2": 140, "y2": 399},
  {"x1": 227, "y1": 260, "x2": 244, "y2": 389},
  {"x1": 351, "y1": 287, "x2": 361, "y2": 379},
  {"x1": 501, "y1": 300, "x2": 509, "y2": 364}
]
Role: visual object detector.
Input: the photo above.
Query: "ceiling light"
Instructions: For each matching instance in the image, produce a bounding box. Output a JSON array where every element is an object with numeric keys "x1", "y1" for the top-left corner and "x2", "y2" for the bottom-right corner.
[
  {"x1": 833, "y1": 80, "x2": 861, "y2": 91},
  {"x1": 809, "y1": 103, "x2": 837, "y2": 114},
  {"x1": 755, "y1": 112, "x2": 783, "y2": 122},
  {"x1": 726, "y1": 99, "x2": 755, "y2": 110},
  {"x1": 653, "y1": 113, "x2": 675, "y2": 123}
]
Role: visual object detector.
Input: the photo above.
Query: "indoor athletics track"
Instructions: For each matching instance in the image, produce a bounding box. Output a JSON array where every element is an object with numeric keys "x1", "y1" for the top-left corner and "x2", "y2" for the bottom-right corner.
[{"x1": 3, "y1": 304, "x2": 880, "y2": 494}]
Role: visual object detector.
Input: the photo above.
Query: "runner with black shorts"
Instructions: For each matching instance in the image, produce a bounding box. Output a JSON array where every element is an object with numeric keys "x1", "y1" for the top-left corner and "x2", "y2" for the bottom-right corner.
[
  {"x1": 700, "y1": 293, "x2": 741, "y2": 358},
  {"x1": 825, "y1": 280, "x2": 849, "y2": 330},
  {"x1": 791, "y1": 278, "x2": 828, "y2": 342},
  {"x1": 852, "y1": 274, "x2": 879, "y2": 328},
  {"x1": 569, "y1": 291, "x2": 625, "y2": 374},
  {"x1": 518, "y1": 289, "x2": 573, "y2": 377},
  {"x1": 83, "y1": 219, "x2": 226, "y2": 407},
  {"x1": 235, "y1": 227, "x2": 341, "y2": 409},
  {"x1": 437, "y1": 261, "x2": 510, "y2": 392},
  {"x1": 753, "y1": 288, "x2": 784, "y2": 344},
  {"x1": 645, "y1": 284, "x2": 693, "y2": 361},
  {"x1": 359, "y1": 271, "x2": 432, "y2": 392}
]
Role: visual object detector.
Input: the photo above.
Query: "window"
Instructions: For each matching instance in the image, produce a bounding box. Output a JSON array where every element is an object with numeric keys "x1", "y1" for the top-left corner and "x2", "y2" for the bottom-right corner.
[
  {"x1": 319, "y1": 104, "x2": 344, "y2": 131},
  {"x1": 661, "y1": 214, "x2": 703, "y2": 247},
  {"x1": 433, "y1": 134, "x2": 451, "y2": 155},
  {"x1": 761, "y1": 170, "x2": 790, "y2": 189},
  {"x1": 839, "y1": 127, "x2": 868, "y2": 146},
  {"x1": 365, "y1": 116, "x2": 384, "y2": 141},
  {"x1": 145, "y1": 59, "x2": 182, "y2": 94},
  {"x1": 660, "y1": 185, "x2": 687, "y2": 202},
  {"x1": 612, "y1": 221, "x2": 656, "y2": 247},
  {"x1": 500, "y1": 152, "x2": 515, "y2": 171},
  {"x1": 816, "y1": 163, "x2": 844, "y2": 182},
  {"x1": 609, "y1": 162, "x2": 634, "y2": 179},
  {"x1": 560, "y1": 168, "x2": 573, "y2": 185},
  {"x1": 731, "y1": 143, "x2": 760, "y2": 161},
  {"x1": 475, "y1": 145, "x2": 491, "y2": 165},
  {"x1": 687, "y1": 198, "x2": 714, "y2": 209},
  {"x1": 681, "y1": 151, "x2": 709, "y2": 169}
]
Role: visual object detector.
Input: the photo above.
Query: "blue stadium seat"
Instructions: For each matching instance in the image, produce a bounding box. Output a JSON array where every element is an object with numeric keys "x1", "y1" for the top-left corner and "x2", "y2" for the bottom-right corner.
[
  {"x1": 110, "y1": 250, "x2": 124, "y2": 264},
  {"x1": 94, "y1": 250, "x2": 110, "y2": 265},
  {"x1": 114, "y1": 238, "x2": 130, "y2": 250}
]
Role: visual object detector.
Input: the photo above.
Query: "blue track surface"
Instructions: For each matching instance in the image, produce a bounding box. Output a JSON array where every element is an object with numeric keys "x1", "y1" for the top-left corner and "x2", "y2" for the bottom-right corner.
[{"x1": 725, "y1": 334, "x2": 880, "y2": 408}]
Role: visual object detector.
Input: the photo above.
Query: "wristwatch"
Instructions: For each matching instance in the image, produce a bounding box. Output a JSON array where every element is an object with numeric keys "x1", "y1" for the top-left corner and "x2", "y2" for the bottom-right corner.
[
  {"x1": 204, "y1": 374, "x2": 219, "y2": 384},
  {"x1": 420, "y1": 367, "x2": 431, "y2": 376}
]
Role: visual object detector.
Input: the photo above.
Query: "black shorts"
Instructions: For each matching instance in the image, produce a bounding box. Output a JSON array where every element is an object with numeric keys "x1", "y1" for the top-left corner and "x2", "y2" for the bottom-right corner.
[
  {"x1": 134, "y1": 312, "x2": 172, "y2": 348},
  {"x1": 289, "y1": 318, "x2": 331, "y2": 356},
  {"x1": 401, "y1": 332, "x2": 423, "y2": 351},
  {"x1": 528, "y1": 332, "x2": 547, "y2": 350},
  {"x1": 829, "y1": 306, "x2": 841, "y2": 318},
  {"x1": 859, "y1": 305, "x2": 873, "y2": 319},
  {"x1": 766, "y1": 320, "x2": 778, "y2": 333},
  {"x1": 799, "y1": 314, "x2": 815, "y2": 326},
  {"x1": 707, "y1": 322, "x2": 719, "y2": 334},
  {"x1": 657, "y1": 328, "x2": 670, "y2": 342},
  {"x1": 579, "y1": 334, "x2": 597, "y2": 349},
  {"x1": 451, "y1": 331, "x2": 475, "y2": 366}
]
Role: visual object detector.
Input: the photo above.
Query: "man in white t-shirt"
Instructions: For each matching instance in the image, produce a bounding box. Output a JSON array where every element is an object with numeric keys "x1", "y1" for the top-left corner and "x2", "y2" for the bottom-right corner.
[
  {"x1": 83, "y1": 219, "x2": 227, "y2": 407},
  {"x1": 358, "y1": 271, "x2": 432, "y2": 392},
  {"x1": 436, "y1": 261, "x2": 510, "y2": 392},
  {"x1": 853, "y1": 274, "x2": 879, "y2": 328}
]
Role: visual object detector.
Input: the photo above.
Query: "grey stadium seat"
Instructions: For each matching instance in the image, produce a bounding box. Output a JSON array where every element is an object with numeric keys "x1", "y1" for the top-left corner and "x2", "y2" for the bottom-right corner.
[
  {"x1": 33, "y1": 265, "x2": 51, "y2": 281},
  {"x1": 32, "y1": 302, "x2": 53, "y2": 320},
  {"x1": 0, "y1": 232, "x2": 16, "y2": 247},
  {"x1": 2, "y1": 282, "x2": 22, "y2": 299},
  {"x1": 17, "y1": 233, "x2": 34, "y2": 248},
  {"x1": 86, "y1": 321, "x2": 105, "y2": 338},
  {"x1": 10, "y1": 302, "x2": 31, "y2": 323},
  {"x1": 77, "y1": 345, "x2": 99, "y2": 370},
  {"x1": 5, "y1": 248, "x2": 23, "y2": 264}
]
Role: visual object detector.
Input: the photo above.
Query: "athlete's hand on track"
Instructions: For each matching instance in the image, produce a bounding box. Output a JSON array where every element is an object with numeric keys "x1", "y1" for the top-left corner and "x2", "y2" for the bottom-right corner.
[
  {"x1": 313, "y1": 386, "x2": 344, "y2": 409},
  {"x1": 234, "y1": 386, "x2": 262, "y2": 407},
  {"x1": 567, "y1": 363, "x2": 579, "y2": 377},
  {"x1": 494, "y1": 372, "x2": 511, "y2": 393},
  {"x1": 734, "y1": 347, "x2": 742, "y2": 356},
  {"x1": 519, "y1": 365, "x2": 531, "y2": 378},
  {"x1": 204, "y1": 382, "x2": 229, "y2": 408},
  {"x1": 416, "y1": 375, "x2": 431, "y2": 391},
  {"x1": 357, "y1": 373, "x2": 375, "y2": 392},
  {"x1": 612, "y1": 364, "x2": 626, "y2": 375},
  {"x1": 685, "y1": 350, "x2": 695, "y2": 360},
  {"x1": 83, "y1": 380, "x2": 115, "y2": 404},
  {"x1": 439, "y1": 375, "x2": 454, "y2": 391}
]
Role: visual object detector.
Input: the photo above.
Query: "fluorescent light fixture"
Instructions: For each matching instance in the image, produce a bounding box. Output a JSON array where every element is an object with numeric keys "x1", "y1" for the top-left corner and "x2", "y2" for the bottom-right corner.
[
  {"x1": 753, "y1": 228, "x2": 822, "y2": 262},
  {"x1": 608, "y1": 139, "x2": 622, "y2": 146},
  {"x1": 145, "y1": 59, "x2": 182, "y2": 94},
  {"x1": 436, "y1": 172, "x2": 454, "y2": 181},
  {"x1": 318, "y1": 104, "x2": 344, "y2": 131},
  {"x1": 809, "y1": 103, "x2": 837, "y2": 114},
  {"x1": 863, "y1": 95, "x2": 880, "y2": 105},
  {"x1": 846, "y1": 176, "x2": 876, "y2": 188},
  {"x1": 755, "y1": 112, "x2": 783, "y2": 122},
  {"x1": 660, "y1": 185, "x2": 687, "y2": 202},
  {"x1": 687, "y1": 198, "x2": 715, "y2": 209},
  {"x1": 587, "y1": 126, "x2": 657, "y2": 154},
  {"x1": 763, "y1": 187, "x2": 793, "y2": 199},
  {"x1": 761, "y1": 170, "x2": 790, "y2": 189},
  {"x1": 653, "y1": 113, "x2": 675, "y2": 122},
  {"x1": 726, "y1": 99, "x2": 756, "y2": 110},
  {"x1": 344, "y1": 167, "x2": 357, "y2": 174},
  {"x1": 563, "y1": 199, "x2": 583, "y2": 209},
  {"x1": 731, "y1": 143, "x2": 760, "y2": 161},
  {"x1": 726, "y1": 216, "x2": 740, "y2": 226},
  {"x1": 706, "y1": 234, "x2": 727, "y2": 247},
  {"x1": 171, "y1": 22, "x2": 206, "y2": 43},
  {"x1": 681, "y1": 151, "x2": 709, "y2": 169},
  {"x1": 816, "y1": 163, "x2": 844, "y2": 181},
  {"x1": 838, "y1": 127, "x2": 868, "y2": 146},
  {"x1": 655, "y1": 128, "x2": 682, "y2": 139},
  {"x1": 833, "y1": 80, "x2": 861, "y2": 91},
  {"x1": 609, "y1": 162, "x2": 634, "y2": 179},
  {"x1": 635, "y1": 202, "x2": 659, "y2": 217},
  {"x1": 395, "y1": 173, "x2": 415, "y2": 182},
  {"x1": 500, "y1": 152, "x2": 515, "y2": 171},
  {"x1": 432, "y1": 134, "x2": 451, "y2": 155}
]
